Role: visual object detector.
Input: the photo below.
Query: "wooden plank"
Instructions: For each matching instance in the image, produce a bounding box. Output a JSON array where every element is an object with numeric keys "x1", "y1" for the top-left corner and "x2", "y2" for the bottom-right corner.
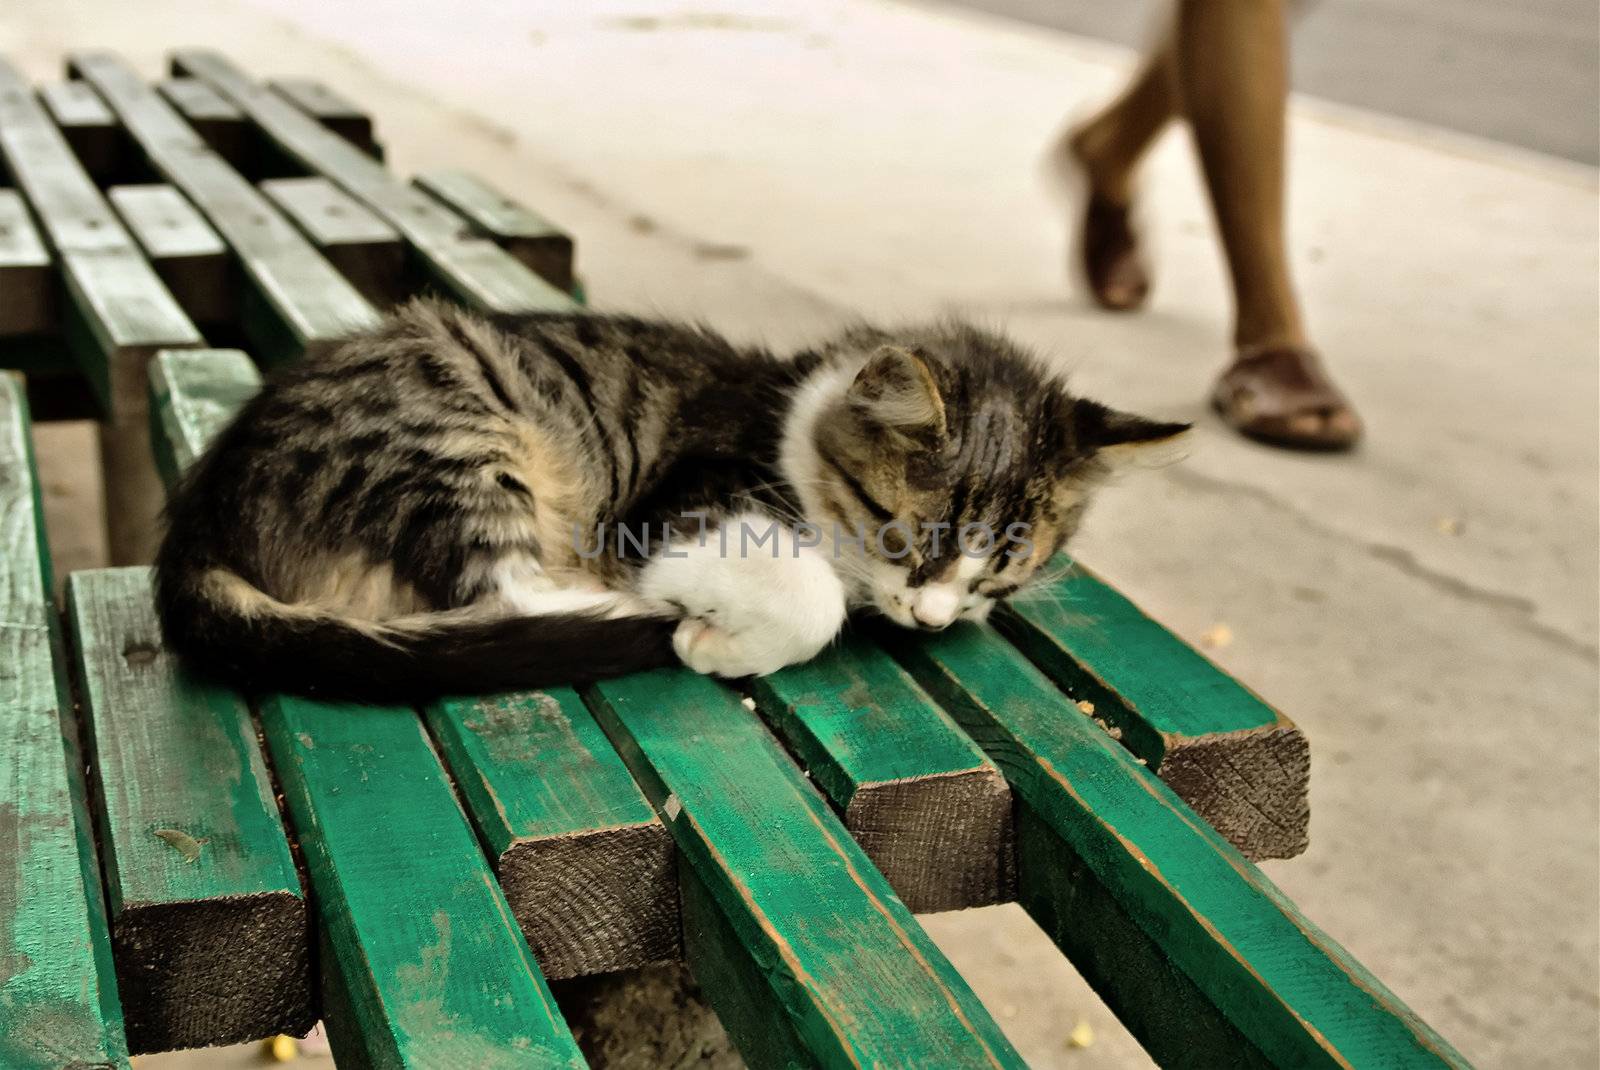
[
  {"x1": 155, "y1": 77, "x2": 247, "y2": 169},
  {"x1": 147, "y1": 348, "x2": 259, "y2": 489},
  {"x1": 37, "y1": 79, "x2": 124, "y2": 183},
  {"x1": 108, "y1": 184, "x2": 232, "y2": 324},
  {"x1": 173, "y1": 49, "x2": 576, "y2": 314},
  {"x1": 0, "y1": 372, "x2": 131, "y2": 1070},
  {"x1": 425, "y1": 690, "x2": 678, "y2": 981},
  {"x1": 996, "y1": 562, "x2": 1309, "y2": 859},
  {"x1": 259, "y1": 697, "x2": 589, "y2": 1070},
  {"x1": 747, "y1": 640, "x2": 1012, "y2": 912},
  {"x1": 65, "y1": 567, "x2": 313, "y2": 1053},
  {"x1": 0, "y1": 189, "x2": 52, "y2": 335},
  {"x1": 889, "y1": 624, "x2": 1472, "y2": 1070},
  {"x1": 68, "y1": 51, "x2": 380, "y2": 367},
  {"x1": 267, "y1": 77, "x2": 381, "y2": 157},
  {"x1": 0, "y1": 55, "x2": 204, "y2": 564},
  {"x1": 584, "y1": 670, "x2": 1024, "y2": 1069},
  {"x1": 414, "y1": 170, "x2": 573, "y2": 294},
  {"x1": 260, "y1": 176, "x2": 404, "y2": 305}
]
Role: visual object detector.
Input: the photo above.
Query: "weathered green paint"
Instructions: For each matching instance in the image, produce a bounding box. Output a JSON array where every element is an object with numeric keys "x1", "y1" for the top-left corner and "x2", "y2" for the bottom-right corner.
[
  {"x1": 108, "y1": 185, "x2": 232, "y2": 325},
  {"x1": 65, "y1": 567, "x2": 312, "y2": 1051},
  {"x1": 0, "y1": 373, "x2": 130, "y2": 1069},
  {"x1": 267, "y1": 77, "x2": 381, "y2": 158},
  {"x1": 173, "y1": 50, "x2": 575, "y2": 315},
  {"x1": 147, "y1": 348, "x2": 260, "y2": 487},
  {"x1": 584, "y1": 669, "x2": 1024, "y2": 1070},
  {"x1": 259, "y1": 696, "x2": 588, "y2": 1070},
  {"x1": 748, "y1": 639, "x2": 1012, "y2": 912},
  {"x1": 891, "y1": 624, "x2": 1472, "y2": 1070},
  {"x1": 68, "y1": 51, "x2": 379, "y2": 366},
  {"x1": 426, "y1": 689, "x2": 678, "y2": 979},
  {"x1": 996, "y1": 561, "x2": 1310, "y2": 859},
  {"x1": 413, "y1": 170, "x2": 574, "y2": 294},
  {"x1": 0, "y1": 55, "x2": 201, "y2": 412},
  {"x1": 0, "y1": 189, "x2": 53, "y2": 337},
  {"x1": 36, "y1": 80, "x2": 122, "y2": 184},
  {"x1": 154, "y1": 78, "x2": 248, "y2": 168},
  {"x1": 260, "y1": 177, "x2": 404, "y2": 306}
]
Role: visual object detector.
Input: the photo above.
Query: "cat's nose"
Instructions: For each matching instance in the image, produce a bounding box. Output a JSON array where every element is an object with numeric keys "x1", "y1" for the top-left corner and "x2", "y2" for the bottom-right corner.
[{"x1": 911, "y1": 587, "x2": 961, "y2": 630}]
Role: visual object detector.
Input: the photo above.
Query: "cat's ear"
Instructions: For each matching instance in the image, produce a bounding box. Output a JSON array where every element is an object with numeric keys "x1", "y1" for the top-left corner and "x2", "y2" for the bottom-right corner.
[
  {"x1": 1073, "y1": 399, "x2": 1192, "y2": 467},
  {"x1": 847, "y1": 346, "x2": 947, "y2": 446}
]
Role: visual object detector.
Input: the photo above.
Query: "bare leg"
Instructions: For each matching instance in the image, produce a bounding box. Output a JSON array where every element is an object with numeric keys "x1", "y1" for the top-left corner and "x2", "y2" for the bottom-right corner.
[{"x1": 1061, "y1": 1, "x2": 1361, "y2": 448}]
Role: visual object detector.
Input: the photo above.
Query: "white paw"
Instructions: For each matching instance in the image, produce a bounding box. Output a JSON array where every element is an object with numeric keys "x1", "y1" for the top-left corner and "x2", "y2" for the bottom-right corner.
[{"x1": 673, "y1": 616, "x2": 810, "y2": 678}]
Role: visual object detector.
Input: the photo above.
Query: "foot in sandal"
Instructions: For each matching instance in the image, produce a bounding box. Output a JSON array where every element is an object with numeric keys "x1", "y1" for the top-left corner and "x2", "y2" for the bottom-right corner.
[
  {"x1": 1211, "y1": 345, "x2": 1363, "y2": 451},
  {"x1": 1048, "y1": 130, "x2": 1151, "y2": 312}
]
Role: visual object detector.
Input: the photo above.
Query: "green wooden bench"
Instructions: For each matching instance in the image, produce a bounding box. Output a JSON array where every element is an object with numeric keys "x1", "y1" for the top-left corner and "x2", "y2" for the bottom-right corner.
[{"x1": 0, "y1": 49, "x2": 1473, "y2": 1069}]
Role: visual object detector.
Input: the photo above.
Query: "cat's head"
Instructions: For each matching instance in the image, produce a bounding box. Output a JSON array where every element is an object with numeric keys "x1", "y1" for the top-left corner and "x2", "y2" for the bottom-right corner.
[{"x1": 783, "y1": 323, "x2": 1188, "y2": 630}]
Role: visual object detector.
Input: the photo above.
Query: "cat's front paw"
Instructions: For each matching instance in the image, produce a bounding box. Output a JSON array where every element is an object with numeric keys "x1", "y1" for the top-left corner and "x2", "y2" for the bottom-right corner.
[{"x1": 673, "y1": 616, "x2": 814, "y2": 678}]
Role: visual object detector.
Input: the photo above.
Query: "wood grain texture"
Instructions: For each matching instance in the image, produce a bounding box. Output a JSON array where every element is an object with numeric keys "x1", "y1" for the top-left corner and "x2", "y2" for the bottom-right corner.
[
  {"x1": 260, "y1": 177, "x2": 404, "y2": 306},
  {"x1": 426, "y1": 689, "x2": 678, "y2": 980},
  {"x1": 0, "y1": 56, "x2": 203, "y2": 563},
  {"x1": 0, "y1": 373, "x2": 130, "y2": 1069},
  {"x1": 68, "y1": 51, "x2": 379, "y2": 367},
  {"x1": 64, "y1": 567, "x2": 312, "y2": 1053},
  {"x1": 147, "y1": 348, "x2": 260, "y2": 489},
  {"x1": 584, "y1": 669, "x2": 1024, "y2": 1070},
  {"x1": 108, "y1": 185, "x2": 231, "y2": 325},
  {"x1": 267, "y1": 77, "x2": 381, "y2": 158},
  {"x1": 0, "y1": 189, "x2": 53, "y2": 336},
  {"x1": 154, "y1": 78, "x2": 247, "y2": 170},
  {"x1": 413, "y1": 170, "x2": 574, "y2": 294},
  {"x1": 172, "y1": 50, "x2": 575, "y2": 315},
  {"x1": 748, "y1": 640, "x2": 1012, "y2": 912},
  {"x1": 997, "y1": 562, "x2": 1310, "y2": 860},
  {"x1": 259, "y1": 696, "x2": 588, "y2": 1070},
  {"x1": 36, "y1": 80, "x2": 124, "y2": 184},
  {"x1": 891, "y1": 624, "x2": 1471, "y2": 1070}
]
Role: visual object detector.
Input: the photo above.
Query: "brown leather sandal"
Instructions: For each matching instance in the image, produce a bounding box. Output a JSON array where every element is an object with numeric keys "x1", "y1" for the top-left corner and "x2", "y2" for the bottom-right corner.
[
  {"x1": 1211, "y1": 345, "x2": 1363, "y2": 451},
  {"x1": 1080, "y1": 191, "x2": 1150, "y2": 312}
]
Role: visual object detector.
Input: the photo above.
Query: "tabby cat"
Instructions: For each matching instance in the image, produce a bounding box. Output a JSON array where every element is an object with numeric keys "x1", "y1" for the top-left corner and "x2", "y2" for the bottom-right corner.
[{"x1": 156, "y1": 299, "x2": 1187, "y2": 701}]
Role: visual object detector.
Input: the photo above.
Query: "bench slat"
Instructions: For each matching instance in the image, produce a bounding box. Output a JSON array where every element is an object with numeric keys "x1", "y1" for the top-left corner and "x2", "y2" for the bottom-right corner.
[
  {"x1": 67, "y1": 51, "x2": 381, "y2": 366},
  {"x1": 259, "y1": 696, "x2": 588, "y2": 1069},
  {"x1": 891, "y1": 625, "x2": 1471, "y2": 1070},
  {"x1": 260, "y1": 176, "x2": 404, "y2": 305},
  {"x1": 0, "y1": 55, "x2": 203, "y2": 564},
  {"x1": 37, "y1": 80, "x2": 122, "y2": 184},
  {"x1": 65, "y1": 567, "x2": 313, "y2": 1053},
  {"x1": 0, "y1": 188, "x2": 52, "y2": 336},
  {"x1": 996, "y1": 563, "x2": 1309, "y2": 859},
  {"x1": 414, "y1": 170, "x2": 574, "y2": 294},
  {"x1": 108, "y1": 184, "x2": 232, "y2": 325},
  {"x1": 426, "y1": 690, "x2": 679, "y2": 980},
  {"x1": 748, "y1": 641, "x2": 1012, "y2": 912},
  {"x1": 154, "y1": 77, "x2": 248, "y2": 169},
  {"x1": 147, "y1": 348, "x2": 259, "y2": 486},
  {"x1": 267, "y1": 77, "x2": 381, "y2": 158},
  {"x1": 0, "y1": 372, "x2": 131, "y2": 1070},
  {"x1": 172, "y1": 49, "x2": 575, "y2": 315},
  {"x1": 584, "y1": 670, "x2": 1025, "y2": 1069}
]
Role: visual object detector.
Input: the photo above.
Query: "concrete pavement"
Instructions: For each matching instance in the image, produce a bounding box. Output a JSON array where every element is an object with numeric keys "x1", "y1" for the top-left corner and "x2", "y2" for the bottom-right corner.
[{"x1": 4, "y1": 1, "x2": 1595, "y2": 1066}]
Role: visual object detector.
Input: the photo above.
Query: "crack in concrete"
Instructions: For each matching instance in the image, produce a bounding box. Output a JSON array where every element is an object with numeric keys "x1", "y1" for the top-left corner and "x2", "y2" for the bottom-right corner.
[{"x1": 1163, "y1": 467, "x2": 1599, "y2": 664}]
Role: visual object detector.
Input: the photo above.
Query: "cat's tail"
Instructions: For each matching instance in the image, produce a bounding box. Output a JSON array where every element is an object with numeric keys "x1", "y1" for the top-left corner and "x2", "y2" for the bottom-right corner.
[{"x1": 152, "y1": 560, "x2": 680, "y2": 705}]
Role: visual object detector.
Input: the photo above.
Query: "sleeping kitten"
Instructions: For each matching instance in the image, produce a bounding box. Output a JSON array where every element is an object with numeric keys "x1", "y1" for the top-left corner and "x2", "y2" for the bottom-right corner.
[{"x1": 156, "y1": 299, "x2": 1186, "y2": 701}]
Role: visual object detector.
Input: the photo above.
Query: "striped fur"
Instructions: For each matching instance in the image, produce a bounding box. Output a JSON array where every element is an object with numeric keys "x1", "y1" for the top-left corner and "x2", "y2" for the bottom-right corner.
[{"x1": 155, "y1": 299, "x2": 1186, "y2": 700}]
